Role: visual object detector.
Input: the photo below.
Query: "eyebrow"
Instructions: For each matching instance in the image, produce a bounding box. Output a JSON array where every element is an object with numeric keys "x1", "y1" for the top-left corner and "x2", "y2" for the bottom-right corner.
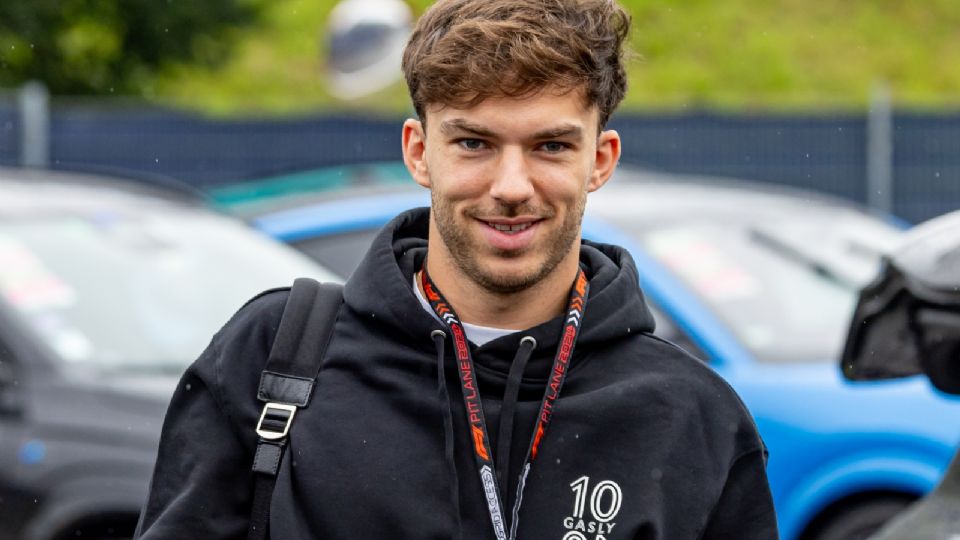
[
  {"x1": 439, "y1": 119, "x2": 496, "y2": 138},
  {"x1": 439, "y1": 119, "x2": 584, "y2": 141},
  {"x1": 530, "y1": 124, "x2": 583, "y2": 140}
]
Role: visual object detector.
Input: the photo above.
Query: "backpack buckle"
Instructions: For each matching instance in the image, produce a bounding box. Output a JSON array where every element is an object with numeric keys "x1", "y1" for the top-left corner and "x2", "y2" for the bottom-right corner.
[{"x1": 256, "y1": 402, "x2": 297, "y2": 440}]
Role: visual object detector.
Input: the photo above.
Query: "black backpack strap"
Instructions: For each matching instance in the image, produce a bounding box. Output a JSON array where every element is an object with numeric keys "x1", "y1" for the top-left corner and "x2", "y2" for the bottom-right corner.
[{"x1": 247, "y1": 278, "x2": 343, "y2": 540}]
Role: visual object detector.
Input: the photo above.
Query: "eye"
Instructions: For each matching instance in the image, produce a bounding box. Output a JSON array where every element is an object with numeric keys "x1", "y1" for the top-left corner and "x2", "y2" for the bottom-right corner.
[
  {"x1": 457, "y1": 138, "x2": 487, "y2": 151},
  {"x1": 540, "y1": 141, "x2": 569, "y2": 153}
]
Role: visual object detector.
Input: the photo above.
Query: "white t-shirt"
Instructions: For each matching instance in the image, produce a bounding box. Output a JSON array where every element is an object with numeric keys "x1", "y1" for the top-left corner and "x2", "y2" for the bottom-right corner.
[{"x1": 412, "y1": 275, "x2": 515, "y2": 346}]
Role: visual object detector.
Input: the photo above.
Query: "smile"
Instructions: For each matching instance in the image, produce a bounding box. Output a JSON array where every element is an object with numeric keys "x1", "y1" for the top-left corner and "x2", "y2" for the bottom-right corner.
[
  {"x1": 486, "y1": 221, "x2": 534, "y2": 234},
  {"x1": 476, "y1": 218, "x2": 542, "y2": 251}
]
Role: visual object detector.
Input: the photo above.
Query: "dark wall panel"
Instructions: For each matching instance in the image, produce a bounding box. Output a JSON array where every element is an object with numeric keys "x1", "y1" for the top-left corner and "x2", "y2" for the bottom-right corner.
[
  {"x1": 894, "y1": 114, "x2": 960, "y2": 223},
  {"x1": 611, "y1": 113, "x2": 867, "y2": 203},
  {"x1": 49, "y1": 106, "x2": 401, "y2": 187},
  {"x1": 0, "y1": 102, "x2": 18, "y2": 167}
]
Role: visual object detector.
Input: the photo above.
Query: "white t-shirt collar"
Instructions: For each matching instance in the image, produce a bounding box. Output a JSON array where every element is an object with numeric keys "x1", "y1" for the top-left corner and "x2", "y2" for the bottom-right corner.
[{"x1": 412, "y1": 274, "x2": 515, "y2": 346}]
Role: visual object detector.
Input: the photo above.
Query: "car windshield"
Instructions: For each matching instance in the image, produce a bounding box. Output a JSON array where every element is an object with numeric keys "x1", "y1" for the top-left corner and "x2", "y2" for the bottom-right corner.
[
  {"x1": 608, "y1": 210, "x2": 902, "y2": 363},
  {"x1": 0, "y1": 204, "x2": 338, "y2": 374}
]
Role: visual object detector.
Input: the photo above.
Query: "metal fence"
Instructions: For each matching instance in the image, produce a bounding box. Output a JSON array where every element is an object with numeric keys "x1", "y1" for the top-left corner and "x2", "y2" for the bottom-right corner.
[
  {"x1": 48, "y1": 105, "x2": 400, "y2": 187},
  {"x1": 611, "y1": 112, "x2": 869, "y2": 205},
  {"x1": 893, "y1": 114, "x2": 960, "y2": 222},
  {"x1": 1, "y1": 89, "x2": 958, "y2": 223}
]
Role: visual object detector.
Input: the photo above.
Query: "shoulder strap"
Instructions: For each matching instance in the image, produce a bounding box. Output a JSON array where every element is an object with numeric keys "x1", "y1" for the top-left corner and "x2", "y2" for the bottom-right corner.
[
  {"x1": 259, "y1": 278, "x2": 343, "y2": 405},
  {"x1": 248, "y1": 278, "x2": 343, "y2": 540}
]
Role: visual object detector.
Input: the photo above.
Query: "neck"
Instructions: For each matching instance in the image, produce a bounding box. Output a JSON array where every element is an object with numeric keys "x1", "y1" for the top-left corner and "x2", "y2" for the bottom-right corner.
[{"x1": 422, "y1": 247, "x2": 580, "y2": 331}]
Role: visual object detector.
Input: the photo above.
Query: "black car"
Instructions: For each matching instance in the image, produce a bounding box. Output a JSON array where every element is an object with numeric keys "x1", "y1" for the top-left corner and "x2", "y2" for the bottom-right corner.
[{"x1": 0, "y1": 168, "x2": 337, "y2": 540}]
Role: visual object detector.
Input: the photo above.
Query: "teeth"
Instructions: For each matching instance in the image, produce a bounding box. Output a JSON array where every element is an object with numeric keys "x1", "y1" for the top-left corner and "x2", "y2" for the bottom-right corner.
[{"x1": 489, "y1": 222, "x2": 532, "y2": 233}]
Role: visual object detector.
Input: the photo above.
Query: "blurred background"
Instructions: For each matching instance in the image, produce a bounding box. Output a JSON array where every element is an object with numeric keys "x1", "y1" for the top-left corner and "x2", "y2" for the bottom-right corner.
[
  {"x1": 1, "y1": 0, "x2": 958, "y2": 221},
  {"x1": 1, "y1": 1, "x2": 959, "y2": 540}
]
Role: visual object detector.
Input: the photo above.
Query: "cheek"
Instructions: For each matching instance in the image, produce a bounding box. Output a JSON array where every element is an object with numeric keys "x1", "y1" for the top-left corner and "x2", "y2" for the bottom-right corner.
[
  {"x1": 534, "y1": 170, "x2": 590, "y2": 204},
  {"x1": 428, "y1": 163, "x2": 492, "y2": 201}
]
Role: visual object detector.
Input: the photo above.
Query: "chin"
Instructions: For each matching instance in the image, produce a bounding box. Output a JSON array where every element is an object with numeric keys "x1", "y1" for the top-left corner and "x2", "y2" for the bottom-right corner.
[{"x1": 465, "y1": 258, "x2": 553, "y2": 295}]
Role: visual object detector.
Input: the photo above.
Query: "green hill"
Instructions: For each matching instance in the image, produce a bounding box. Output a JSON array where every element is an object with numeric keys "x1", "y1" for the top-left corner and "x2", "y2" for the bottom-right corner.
[{"x1": 152, "y1": 0, "x2": 960, "y2": 115}]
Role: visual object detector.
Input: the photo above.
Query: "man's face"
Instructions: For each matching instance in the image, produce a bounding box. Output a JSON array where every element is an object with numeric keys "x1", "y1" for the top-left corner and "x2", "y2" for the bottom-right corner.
[{"x1": 403, "y1": 89, "x2": 620, "y2": 295}]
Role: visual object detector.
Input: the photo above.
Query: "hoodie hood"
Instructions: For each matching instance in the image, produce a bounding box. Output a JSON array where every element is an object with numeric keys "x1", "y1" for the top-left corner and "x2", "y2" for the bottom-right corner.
[{"x1": 344, "y1": 207, "x2": 656, "y2": 387}]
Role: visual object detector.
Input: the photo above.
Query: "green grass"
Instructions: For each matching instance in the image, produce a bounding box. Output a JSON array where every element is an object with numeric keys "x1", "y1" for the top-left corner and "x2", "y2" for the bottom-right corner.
[
  {"x1": 624, "y1": 0, "x2": 960, "y2": 110},
  {"x1": 151, "y1": 0, "x2": 960, "y2": 115}
]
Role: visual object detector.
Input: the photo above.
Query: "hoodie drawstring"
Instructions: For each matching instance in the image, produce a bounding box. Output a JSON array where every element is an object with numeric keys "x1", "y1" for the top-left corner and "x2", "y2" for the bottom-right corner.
[
  {"x1": 496, "y1": 336, "x2": 537, "y2": 513},
  {"x1": 432, "y1": 329, "x2": 462, "y2": 540},
  {"x1": 432, "y1": 330, "x2": 537, "y2": 537}
]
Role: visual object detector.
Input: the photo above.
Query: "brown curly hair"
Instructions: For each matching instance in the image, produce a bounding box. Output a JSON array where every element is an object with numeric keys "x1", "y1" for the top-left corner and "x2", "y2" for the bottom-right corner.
[{"x1": 402, "y1": 0, "x2": 631, "y2": 129}]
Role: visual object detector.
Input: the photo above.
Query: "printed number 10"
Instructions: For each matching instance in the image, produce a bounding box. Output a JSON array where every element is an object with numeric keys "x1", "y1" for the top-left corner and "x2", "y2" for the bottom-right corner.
[{"x1": 569, "y1": 476, "x2": 623, "y2": 523}]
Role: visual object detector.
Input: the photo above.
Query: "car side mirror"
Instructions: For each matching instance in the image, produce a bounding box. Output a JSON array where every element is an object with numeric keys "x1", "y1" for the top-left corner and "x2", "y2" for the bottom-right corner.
[
  {"x1": 916, "y1": 307, "x2": 960, "y2": 394},
  {"x1": 842, "y1": 209, "x2": 960, "y2": 392}
]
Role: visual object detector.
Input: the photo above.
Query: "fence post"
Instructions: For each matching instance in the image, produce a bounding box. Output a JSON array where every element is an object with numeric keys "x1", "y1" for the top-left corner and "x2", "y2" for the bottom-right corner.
[
  {"x1": 18, "y1": 80, "x2": 50, "y2": 168},
  {"x1": 866, "y1": 83, "x2": 893, "y2": 214}
]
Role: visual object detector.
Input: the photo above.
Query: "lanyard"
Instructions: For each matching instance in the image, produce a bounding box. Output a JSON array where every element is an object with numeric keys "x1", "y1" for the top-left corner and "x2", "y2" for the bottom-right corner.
[{"x1": 420, "y1": 267, "x2": 589, "y2": 540}]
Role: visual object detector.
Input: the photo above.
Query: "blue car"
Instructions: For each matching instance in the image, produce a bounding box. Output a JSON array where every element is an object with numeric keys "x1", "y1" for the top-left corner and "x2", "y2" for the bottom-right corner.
[{"x1": 223, "y1": 164, "x2": 960, "y2": 540}]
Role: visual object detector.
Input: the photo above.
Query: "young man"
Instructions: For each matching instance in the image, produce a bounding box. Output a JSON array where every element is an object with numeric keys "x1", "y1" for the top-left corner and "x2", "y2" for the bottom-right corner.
[{"x1": 136, "y1": 0, "x2": 778, "y2": 538}]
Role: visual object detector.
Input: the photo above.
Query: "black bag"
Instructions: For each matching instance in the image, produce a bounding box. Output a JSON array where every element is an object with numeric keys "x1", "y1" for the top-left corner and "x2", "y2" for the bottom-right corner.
[{"x1": 247, "y1": 278, "x2": 343, "y2": 540}]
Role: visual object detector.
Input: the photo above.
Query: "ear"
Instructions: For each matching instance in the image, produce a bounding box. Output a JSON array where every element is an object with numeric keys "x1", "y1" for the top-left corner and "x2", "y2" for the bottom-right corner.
[
  {"x1": 402, "y1": 118, "x2": 431, "y2": 188},
  {"x1": 587, "y1": 129, "x2": 621, "y2": 192}
]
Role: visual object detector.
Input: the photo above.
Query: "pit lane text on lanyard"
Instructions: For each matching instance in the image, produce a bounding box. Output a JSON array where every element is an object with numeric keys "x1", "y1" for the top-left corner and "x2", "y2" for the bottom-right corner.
[{"x1": 421, "y1": 267, "x2": 589, "y2": 540}]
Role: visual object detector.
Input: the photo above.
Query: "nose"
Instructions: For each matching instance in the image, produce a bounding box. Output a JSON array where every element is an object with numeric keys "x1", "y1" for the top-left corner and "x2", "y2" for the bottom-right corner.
[{"x1": 488, "y1": 146, "x2": 535, "y2": 205}]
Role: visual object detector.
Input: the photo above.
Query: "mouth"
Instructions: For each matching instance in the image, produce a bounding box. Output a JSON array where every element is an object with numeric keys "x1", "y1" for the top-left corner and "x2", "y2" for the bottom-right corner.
[
  {"x1": 475, "y1": 217, "x2": 543, "y2": 251},
  {"x1": 483, "y1": 220, "x2": 537, "y2": 234}
]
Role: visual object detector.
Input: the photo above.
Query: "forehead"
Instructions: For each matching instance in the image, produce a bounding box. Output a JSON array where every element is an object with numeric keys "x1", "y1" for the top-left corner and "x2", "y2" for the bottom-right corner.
[{"x1": 424, "y1": 88, "x2": 600, "y2": 137}]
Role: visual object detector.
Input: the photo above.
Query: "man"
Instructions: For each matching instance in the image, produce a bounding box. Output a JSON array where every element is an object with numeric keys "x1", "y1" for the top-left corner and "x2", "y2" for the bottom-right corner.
[{"x1": 136, "y1": 0, "x2": 778, "y2": 538}]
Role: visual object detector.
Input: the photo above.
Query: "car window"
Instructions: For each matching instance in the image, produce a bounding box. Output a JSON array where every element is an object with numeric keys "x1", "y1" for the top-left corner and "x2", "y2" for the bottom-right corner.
[
  {"x1": 612, "y1": 212, "x2": 902, "y2": 363},
  {"x1": 0, "y1": 205, "x2": 338, "y2": 374},
  {"x1": 292, "y1": 228, "x2": 382, "y2": 279}
]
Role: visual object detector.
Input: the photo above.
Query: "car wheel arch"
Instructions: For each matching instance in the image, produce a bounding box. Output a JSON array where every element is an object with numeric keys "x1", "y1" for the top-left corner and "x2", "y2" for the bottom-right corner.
[
  {"x1": 777, "y1": 453, "x2": 939, "y2": 540},
  {"x1": 20, "y1": 476, "x2": 146, "y2": 540},
  {"x1": 796, "y1": 490, "x2": 916, "y2": 540}
]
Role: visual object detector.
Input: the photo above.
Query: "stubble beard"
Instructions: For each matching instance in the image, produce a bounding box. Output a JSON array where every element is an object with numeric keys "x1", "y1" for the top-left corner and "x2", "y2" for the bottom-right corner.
[{"x1": 430, "y1": 189, "x2": 586, "y2": 295}]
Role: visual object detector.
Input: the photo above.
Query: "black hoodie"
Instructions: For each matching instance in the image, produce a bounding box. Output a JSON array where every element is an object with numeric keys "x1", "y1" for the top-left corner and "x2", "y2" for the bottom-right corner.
[{"x1": 135, "y1": 208, "x2": 778, "y2": 539}]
